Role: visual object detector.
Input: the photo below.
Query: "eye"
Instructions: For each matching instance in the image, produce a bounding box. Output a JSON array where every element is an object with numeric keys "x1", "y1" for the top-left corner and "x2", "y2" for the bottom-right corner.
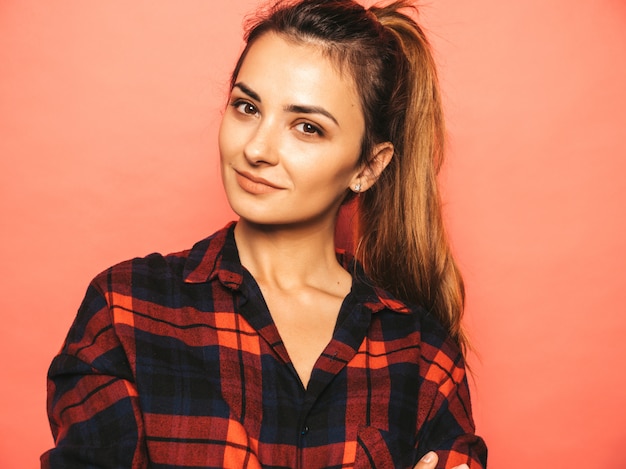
[
  {"x1": 231, "y1": 99, "x2": 259, "y2": 117},
  {"x1": 295, "y1": 122, "x2": 324, "y2": 136}
]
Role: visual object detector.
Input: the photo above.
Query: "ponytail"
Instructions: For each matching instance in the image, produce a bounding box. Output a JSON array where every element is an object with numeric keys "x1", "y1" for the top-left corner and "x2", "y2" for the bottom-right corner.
[{"x1": 357, "y1": 3, "x2": 468, "y2": 353}]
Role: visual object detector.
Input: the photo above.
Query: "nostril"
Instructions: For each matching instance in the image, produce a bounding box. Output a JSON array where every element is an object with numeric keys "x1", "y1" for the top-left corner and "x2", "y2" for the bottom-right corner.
[{"x1": 243, "y1": 129, "x2": 278, "y2": 166}]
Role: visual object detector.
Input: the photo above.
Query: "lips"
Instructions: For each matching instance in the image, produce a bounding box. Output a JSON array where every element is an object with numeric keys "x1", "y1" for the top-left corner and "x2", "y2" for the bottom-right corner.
[{"x1": 234, "y1": 170, "x2": 284, "y2": 195}]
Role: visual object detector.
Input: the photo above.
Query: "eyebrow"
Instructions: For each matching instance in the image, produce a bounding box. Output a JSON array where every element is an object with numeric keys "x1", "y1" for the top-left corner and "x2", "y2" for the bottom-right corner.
[
  {"x1": 233, "y1": 81, "x2": 339, "y2": 127},
  {"x1": 284, "y1": 104, "x2": 338, "y2": 126},
  {"x1": 233, "y1": 82, "x2": 261, "y2": 102}
]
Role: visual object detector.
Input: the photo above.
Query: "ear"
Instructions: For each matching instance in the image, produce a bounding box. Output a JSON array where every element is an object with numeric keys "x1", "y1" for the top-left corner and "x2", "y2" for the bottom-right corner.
[{"x1": 350, "y1": 142, "x2": 394, "y2": 192}]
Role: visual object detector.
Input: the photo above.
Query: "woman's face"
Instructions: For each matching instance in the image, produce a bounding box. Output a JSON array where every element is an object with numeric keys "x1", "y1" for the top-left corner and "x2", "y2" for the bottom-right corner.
[{"x1": 219, "y1": 32, "x2": 366, "y2": 229}]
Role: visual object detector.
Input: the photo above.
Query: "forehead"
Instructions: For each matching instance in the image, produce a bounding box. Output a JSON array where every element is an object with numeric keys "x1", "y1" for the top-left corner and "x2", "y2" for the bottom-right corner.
[{"x1": 235, "y1": 32, "x2": 361, "y2": 111}]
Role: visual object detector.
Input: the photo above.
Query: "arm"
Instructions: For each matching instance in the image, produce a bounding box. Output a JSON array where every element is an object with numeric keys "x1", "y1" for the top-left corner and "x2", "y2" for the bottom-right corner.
[
  {"x1": 41, "y1": 277, "x2": 148, "y2": 468},
  {"x1": 416, "y1": 334, "x2": 488, "y2": 469},
  {"x1": 421, "y1": 373, "x2": 487, "y2": 468}
]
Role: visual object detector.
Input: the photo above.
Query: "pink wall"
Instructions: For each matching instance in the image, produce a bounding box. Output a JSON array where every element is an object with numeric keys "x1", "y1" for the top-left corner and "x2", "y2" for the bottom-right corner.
[{"x1": 1, "y1": 1, "x2": 625, "y2": 467}]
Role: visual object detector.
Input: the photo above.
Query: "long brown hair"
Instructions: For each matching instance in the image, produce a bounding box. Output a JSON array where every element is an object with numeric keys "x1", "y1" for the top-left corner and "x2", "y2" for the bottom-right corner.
[{"x1": 231, "y1": 0, "x2": 468, "y2": 354}]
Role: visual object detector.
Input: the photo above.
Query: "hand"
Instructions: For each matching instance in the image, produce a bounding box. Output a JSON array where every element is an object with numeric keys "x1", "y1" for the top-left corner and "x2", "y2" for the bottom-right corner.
[{"x1": 413, "y1": 451, "x2": 469, "y2": 469}]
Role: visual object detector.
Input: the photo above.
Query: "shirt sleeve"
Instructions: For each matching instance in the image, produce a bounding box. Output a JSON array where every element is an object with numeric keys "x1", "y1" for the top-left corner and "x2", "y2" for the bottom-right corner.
[
  {"x1": 41, "y1": 275, "x2": 148, "y2": 468},
  {"x1": 417, "y1": 338, "x2": 488, "y2": 469}
]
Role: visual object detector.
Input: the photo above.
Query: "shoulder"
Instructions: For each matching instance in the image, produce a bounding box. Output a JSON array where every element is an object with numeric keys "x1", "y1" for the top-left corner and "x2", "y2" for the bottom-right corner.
[
  {"x1": 419, "y1": 311, "x2": 467, "y2": 387},
  {"x1": 369, "y1": 285, "x2": 466, "y2": 379},
  {"x1": 418, "y1": 308, "x2": 464, "y2": 366},
  {"x1": 89, "y1": 223, "x2": 234, "y2": 296},
  {"x1": 89, "y1": 246, "x2": 188, "y2": 295},
  {"x1": 347, "y1": 260, "x2": 457, "y2": 353}
]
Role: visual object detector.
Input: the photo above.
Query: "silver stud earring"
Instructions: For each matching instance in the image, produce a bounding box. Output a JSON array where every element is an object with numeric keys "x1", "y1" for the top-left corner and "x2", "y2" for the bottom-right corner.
[{"x1": 353, "y1": 183, "x2": 361, "y2": 192}]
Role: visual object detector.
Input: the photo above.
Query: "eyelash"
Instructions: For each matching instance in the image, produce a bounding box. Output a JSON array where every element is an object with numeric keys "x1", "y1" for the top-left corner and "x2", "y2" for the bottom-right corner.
[
  {"x1": 229, "y1": 98, "x2": 325, "y2": 137},
  {"x1": 231, "y1": 99, "x2": 258, "y2": 116},
  {"x1": 295, "y1": 122, "x2": 324, "y2": 137}
]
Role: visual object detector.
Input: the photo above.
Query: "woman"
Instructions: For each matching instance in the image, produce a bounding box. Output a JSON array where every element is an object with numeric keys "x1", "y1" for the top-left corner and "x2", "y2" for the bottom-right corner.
[{"x1": 42, "y1": 0, "x2": 487, "y2": 467}]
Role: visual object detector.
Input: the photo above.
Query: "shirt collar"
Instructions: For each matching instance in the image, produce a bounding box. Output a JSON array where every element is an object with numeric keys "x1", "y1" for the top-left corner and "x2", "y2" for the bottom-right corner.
[
  {"x1": 183, "y1": 222, "x2": 411, "y2": 315},
  {"x1": 338, "y1": 250, "x2": 412, "y2": 315},
  {"x1": 183, "y1": 222, "x2": 244, "y2": 288}
]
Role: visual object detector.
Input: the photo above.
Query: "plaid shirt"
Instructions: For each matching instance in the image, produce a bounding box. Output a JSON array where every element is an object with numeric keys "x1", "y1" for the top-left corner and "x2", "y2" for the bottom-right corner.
[{"x1": 42, "y1": 223, "x2": 487, "y2": 468}]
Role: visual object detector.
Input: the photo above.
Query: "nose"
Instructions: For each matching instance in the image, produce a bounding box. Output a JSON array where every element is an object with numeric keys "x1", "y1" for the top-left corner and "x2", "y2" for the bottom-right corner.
[{"x1": 243, "y1": 118, "x2": 279, "y2": 166}]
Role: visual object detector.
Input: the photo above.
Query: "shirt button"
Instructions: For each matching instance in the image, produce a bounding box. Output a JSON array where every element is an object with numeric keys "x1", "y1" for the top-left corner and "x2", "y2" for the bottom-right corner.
[{"x1": 301, "y1": 426, "x2": 309, "y2": 436}]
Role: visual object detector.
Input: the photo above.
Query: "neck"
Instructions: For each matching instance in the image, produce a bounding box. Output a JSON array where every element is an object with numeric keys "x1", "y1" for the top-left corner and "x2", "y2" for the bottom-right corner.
[{"x1": 234, "y1": 218, "x2": 346, "y2": 291}]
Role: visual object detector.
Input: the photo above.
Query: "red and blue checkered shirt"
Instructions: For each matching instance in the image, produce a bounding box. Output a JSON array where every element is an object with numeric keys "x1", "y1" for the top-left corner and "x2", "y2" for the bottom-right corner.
[{"x1": 42, "y1": 223, "x2": 487, "y2": 468}]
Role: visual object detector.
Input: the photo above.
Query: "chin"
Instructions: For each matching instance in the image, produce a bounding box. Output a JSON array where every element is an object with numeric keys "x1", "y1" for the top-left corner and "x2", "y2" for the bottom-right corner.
[{"x1": 227, "y1": 201, "x2": 285, "y2": 226}]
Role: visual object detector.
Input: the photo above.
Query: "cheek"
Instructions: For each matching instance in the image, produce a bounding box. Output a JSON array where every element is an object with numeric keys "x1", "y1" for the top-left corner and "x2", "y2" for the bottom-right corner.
[
  {"x1": 218, "y1": 125, "x2": 236, "y2": 189},
  {"x1": 312, "y1": 146, "x2": 361, "y2": 185},
  {"x1": 292, "y1": 156, "x2": 357, "y2": 192},
  {"x1": 217, "y1": 118, "x2": 228, "y2": 160},
  {"x1": 218, "y1": 118, "x2": 231, "y2": 152},
  {"x1": 220, "y1": 115, "x2": 263, "y2": 167}
]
